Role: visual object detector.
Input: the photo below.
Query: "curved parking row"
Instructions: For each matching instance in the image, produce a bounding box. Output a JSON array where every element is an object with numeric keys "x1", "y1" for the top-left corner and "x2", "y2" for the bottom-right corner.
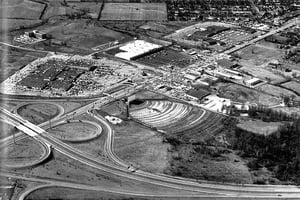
[{"x1": 130, "y1": 100, "x2": 208, "y2": 133}]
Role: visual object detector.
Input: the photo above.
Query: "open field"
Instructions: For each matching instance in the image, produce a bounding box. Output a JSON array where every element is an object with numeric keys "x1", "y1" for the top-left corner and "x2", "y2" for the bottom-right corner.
[
  {"x1": 0, "y1": 0, "x2": 45, "y2": 20},
  {"x1": 237, "y1": 120, "x2": 282, "y2": 136},
  {"x1": 273, "y1": 106, "x2": 300, "y2": 115},
  {"x1": 66, "y1": 113, "x2": 109, "y2": 161},
  {"x1": 216, "y1": 83, "x2": 281, "y2": 107},
  {"x1": 1, "y1": 136, "x2": 44, "y2": 166},
  {"x1": 113, "y1": 119, "x2": 170, "y2": 174},
  {"x1": 17, "y1": 103, "x2": 61, "y2": 125},
  {"x1": 281, "y1": 81, "x2": 300, "y2": 95},
  {"x1": 257, "y1": 84, "x2": 300, "y2": 100},
  {"x1": 99, "y1": 100, "x2": 170, "y2": 173},
  {"x1": 9, "y1": 150, "x2": 187, "y2": 197},
  {"x1": 21, "y1": 20, "x2": 131, "y2": 55},
  {"x1": 0, "y1": 48, "x2": 47, "y2": 83},
  {"x1": 0, "y1": 19, "x2": 43, "y2": 32},
  {"x1": 25, "y1": 186, "x2": 206, "y2": 200},
  {"x1": 240, "y1": 65, "x2": 287, "y2": 84},
  {"x1": 0, "y1": 119, "x2": 16, "y2": 139},
  {"x1": 67, "y1": 2, "x2": 102, "y2": 18},
  {"x1": 100, "y1": 3, "x2": 167, "y2": 21},
  {"x1": 47, "y1": 121, "x2": 99, "y2": 142},
  {"x1": 237, "y1": 44, "x2": 284, "y2": 66},
  {"x1": 167, "y1": 147, "x2": 252, "y2": 184}
]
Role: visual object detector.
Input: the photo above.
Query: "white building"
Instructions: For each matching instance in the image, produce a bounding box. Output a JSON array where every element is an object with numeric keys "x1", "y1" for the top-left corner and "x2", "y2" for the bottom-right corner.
[{"x1": 115, "y1": 40, "x2": 163, "y2": 60}]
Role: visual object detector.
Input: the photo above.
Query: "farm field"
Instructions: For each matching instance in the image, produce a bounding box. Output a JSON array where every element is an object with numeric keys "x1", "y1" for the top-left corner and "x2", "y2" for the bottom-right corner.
[
  {"x1": 281, "y1": 81, "x2": 300, "y2": 95},
  {"x1": 100, "y1": 3, "x2": 167, "y2": 21},
  {"x1": 135, "y1": 48, "x2": 193, "y2": 69},
  {"x1": 17, "y1": 103, "x2": 61, "y2": 125},
  {"x1": 0, "y1": 0, "x2": 45, "y2": 20}
]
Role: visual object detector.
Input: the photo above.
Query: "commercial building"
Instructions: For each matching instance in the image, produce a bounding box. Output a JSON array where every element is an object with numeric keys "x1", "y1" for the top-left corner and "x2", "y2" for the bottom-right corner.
[{"x1": 115, "y1": 40, "x2": 163, "y2": 60}]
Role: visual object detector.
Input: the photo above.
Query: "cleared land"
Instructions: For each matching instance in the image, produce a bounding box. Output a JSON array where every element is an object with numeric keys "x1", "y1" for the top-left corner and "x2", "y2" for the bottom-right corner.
[
  {"x1": 1, "y1": 136, "x2": 44, "y2": 166},
  {"x1": 216, "y1": 83, "x2": 280, "y2": 107},
  {"x1": 237, "y1": 120, "x2": 282, "y2": 136},
  {"x1": 100, "y1": 3, "x2": 167, "y2": 21},
  {"x1": 17, "y1": 103, "x2": 60, "y2": 125},
  {"x1": 47, "y1": 122, "x2": 99, "y2": 142},
  {"x1": 281, "y1": 81, "x2": 300, "y2": 95}
]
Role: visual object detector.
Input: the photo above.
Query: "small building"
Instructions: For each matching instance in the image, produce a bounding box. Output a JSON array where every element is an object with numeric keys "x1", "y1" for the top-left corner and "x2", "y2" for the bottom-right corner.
[
  {"x1": 33, "y1": 30, "x2": 47, "y2": 39},
  {"x1": 184, "y1": 73, "x2": 199, "y2": 81},
  {"x1": 24, "y1": 31, "x2": 34, "y2": 37},
  {"x1": 244, "y1": 77, "x2": 262, "y2": 88}
]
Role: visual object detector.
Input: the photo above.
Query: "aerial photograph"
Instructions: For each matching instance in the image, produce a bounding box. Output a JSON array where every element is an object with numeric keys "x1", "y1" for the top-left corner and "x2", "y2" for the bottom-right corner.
[{"x1": 0, "y1": 0, "x2": 300, "y2": 199}]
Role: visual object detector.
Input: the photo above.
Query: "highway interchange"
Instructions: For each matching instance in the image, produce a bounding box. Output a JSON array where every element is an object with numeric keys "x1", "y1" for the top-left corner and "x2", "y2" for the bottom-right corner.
[
  {"x1": 2, "y1": 88, "x2": 300, "y2": 199},
  {"x1": 1, "y1": 17, "x2": 300, "y2": 199}
]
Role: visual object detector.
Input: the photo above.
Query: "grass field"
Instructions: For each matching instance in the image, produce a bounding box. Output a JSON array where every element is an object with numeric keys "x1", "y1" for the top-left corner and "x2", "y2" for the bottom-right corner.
[
  {"x1": 47, "y1": 122, "x2": 98, "y2": 142},
  {"x1": 17, "y1": 103, "x2": 60, "y2": 125},
  {"x1": 257, "y1": 84, "x2": 300, "y2": 100},
  {"x1": 281, "y1": 81, "x2": 300, "y2": 95},
  {"x1": 100, "y1": 3, "x2": 167, "y2": 21},
  {"x1": 237, "y1": 44, "x2": 284, "y2": 66},
  {"x1": 0, "y1": 19, "x2": 42, "y2": 32},
  {"x1": 0, "y1": 48, "x2": 47, "y2": 83},
  {"x1": 11, "y1": 149, "x2": 185, "y2": 197},
  {"x1": 217, "y1": 83, "x2": 280, "y2": 107},
  {"x1": 2, "y1": 136, "x2": 44, "y2": 166},
  {"x1": 113, "y1": 120, "x2": 170, "y2": 174},
  {"x1": 237, "y1": 120, "x2": 282, "y2": 136},
  {"x1": 0, "y1": 120, "x2": 16, "y2": 139},
  {"x1": 99, "y1": 100, "x2": 170, "y2": 174},
  {"x1": 0, "y1": 0, "x2": 45, "y2": 20},
  {"x1": 68, "y1": 2, "x2": 102, "y2": 18}
]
